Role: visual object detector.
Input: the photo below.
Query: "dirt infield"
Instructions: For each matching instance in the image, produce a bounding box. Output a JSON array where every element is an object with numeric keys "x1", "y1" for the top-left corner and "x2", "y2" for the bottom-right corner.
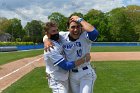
[
  {"x1": 91, "y1": 52, "x2": 140, "y2": 61},
  {"x1": 0, "y1": 52, "x2": 140, "y2": 92},
  {"x1": 0, "y1": 55, "x2": 44, "y2": 92}
]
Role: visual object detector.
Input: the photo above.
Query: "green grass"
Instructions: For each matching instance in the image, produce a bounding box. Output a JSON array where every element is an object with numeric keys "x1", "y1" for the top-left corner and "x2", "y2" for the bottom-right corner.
[
  {"x1": 3, "y1": 61, "x2": 140, "y2": 93},
  {"x1": 0, "y1": 49, "x2": 43, "y2": 65},
  {"x1": 91, "y1": 46, "x2": 140, "y2": 52},
  {"x1": 2, "y1": 67, "x2": 51, "y2": 93},
  {"x1": 94, "y1": 61, "x2": 140, "y2": 93}
]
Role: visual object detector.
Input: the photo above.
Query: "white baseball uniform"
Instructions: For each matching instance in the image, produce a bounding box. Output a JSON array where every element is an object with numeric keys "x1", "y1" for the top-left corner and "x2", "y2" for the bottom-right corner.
[
  {"x1": 43, "y1": 39, "x2": 69, "y2": 93},
  {"x1": 43, "y1": 29, "x2": 98, "y2": 93},
  {"x1": 59, "y1": 31, "x2": 97, "y2": 93}
]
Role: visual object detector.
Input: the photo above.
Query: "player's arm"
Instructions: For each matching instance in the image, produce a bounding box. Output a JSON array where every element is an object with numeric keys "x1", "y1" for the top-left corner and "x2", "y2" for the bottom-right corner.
[
  {"x1": 43, "y1": 35, "x2": 54, "y2": 51},
  {"x1": 46, "y1": 43, "x2": 90, "y2": 71},
  {"x1": 43, "y1": 32, "x2": 68, "y2": 51},
  {"x1": 57, "y1": 53, "x2": 90, "y2": 71},
  {"x1": 70, "y1": 16, "x2": 99, "y2": 41}
]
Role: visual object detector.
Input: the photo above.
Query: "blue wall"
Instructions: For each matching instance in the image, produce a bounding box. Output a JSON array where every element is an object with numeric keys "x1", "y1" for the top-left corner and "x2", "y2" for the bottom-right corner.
[
  {"x1": 1, "y1": 43, "x2": 140, "y2": 52},
  {"x1": 17, "y1": 44, "x2": 44, "y2": 50},
  {"x1": 92, "y1": 42, "x2": 140, "y2": 46}
]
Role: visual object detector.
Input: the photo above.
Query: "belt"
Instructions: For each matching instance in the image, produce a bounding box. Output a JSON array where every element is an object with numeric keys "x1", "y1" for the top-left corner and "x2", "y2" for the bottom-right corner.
[{"x1": 72, "y1": 66, "x2": 88, "y2": 72}]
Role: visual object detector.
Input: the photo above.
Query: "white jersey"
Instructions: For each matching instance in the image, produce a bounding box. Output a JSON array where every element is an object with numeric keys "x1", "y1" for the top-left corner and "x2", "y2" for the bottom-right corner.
[
  {"x1": 59, "y1": 31, "x2": 93, "y2": 69},
  {"x1": 43, "y1": 40, "x2": 69, "y2": 81},
  {"x1": 43, "y1": 31, "x2": 95, "y2": 80},
  {"x1": 59, "y1": 31, "x2": 97, "y2": 93}
]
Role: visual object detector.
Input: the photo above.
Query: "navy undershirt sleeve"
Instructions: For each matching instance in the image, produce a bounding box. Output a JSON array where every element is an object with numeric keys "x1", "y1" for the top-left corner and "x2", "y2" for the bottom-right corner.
[
  {"x1": 57, "y1": 60, "x2": 75, "y2": 71},
  {"x1": 87, "y1": 29, "x2": 99, "y2": 41}
]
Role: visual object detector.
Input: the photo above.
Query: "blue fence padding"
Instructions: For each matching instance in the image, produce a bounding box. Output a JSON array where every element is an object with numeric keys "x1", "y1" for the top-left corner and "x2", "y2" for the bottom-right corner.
[
  {"x1": 17, "y1": 44, "x2": 44, "y2": 50},
  {"x1": 92, "y1": 42, "x2": 140, "y2": 46},
  {"x1": 1, "y1": 43, "x2": 139, "y2": 52}
]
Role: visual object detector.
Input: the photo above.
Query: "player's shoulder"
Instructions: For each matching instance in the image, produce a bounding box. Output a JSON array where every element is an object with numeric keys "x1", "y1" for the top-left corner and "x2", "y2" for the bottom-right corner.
[
  {"x1": 59, "y1": 31, "x2": 69, "y2": 36},
  {"x1": 59, "y1": 31, "x2": 69, "y2": 40},
  {"x1": 45, "y1": 41, "x2": 61, "y2": 54},
  {"x1": 43, "y1": 35, "x2": 48, "y2": 42},
  {"x1": 79, "y1": 31, "x2": 87, "y2": 38}
]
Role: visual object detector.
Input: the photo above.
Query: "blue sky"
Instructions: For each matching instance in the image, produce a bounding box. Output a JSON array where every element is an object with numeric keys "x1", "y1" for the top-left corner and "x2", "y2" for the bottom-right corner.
[{"x1": 0, "y1": 0, "x2": 140, "y2": 26}]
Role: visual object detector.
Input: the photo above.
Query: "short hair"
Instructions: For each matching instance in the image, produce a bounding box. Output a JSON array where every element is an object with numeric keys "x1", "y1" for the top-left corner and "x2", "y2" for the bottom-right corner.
[
  {"x1": 44, "y1": 22, "x2": 57, "y2": 32},
  {"x1": 67, "y1": 14, "x2": 81, "y2": 28}
]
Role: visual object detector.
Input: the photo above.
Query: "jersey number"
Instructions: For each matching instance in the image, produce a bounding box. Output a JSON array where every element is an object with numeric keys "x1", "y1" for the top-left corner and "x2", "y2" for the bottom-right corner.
[{"x1": 77, "y1": 49, "x2": 82, "y2": 57}]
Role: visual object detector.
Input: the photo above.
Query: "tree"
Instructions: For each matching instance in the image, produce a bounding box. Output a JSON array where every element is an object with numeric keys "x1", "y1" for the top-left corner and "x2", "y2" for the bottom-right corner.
[
  {"x1": 0, "y1": 17, "x2": 10, "y2": 34},
  {"x1": 84, "y1": 9, "x2": 110, "y2": 41},
  {"x1": 48, "y1": 12, "x2": 68, "y2": 31},
  {"x1": 108, "y1": 7, "x2": 138, "y2": 41},
  {"x1": 7, "y1": 18, "x2": 23, "y2": 41},
  {"x1": 70, "y1": 12, "x2": 84, "y2": 18},
  {"x1": 24, "y1": 20, "x2": 44, "y2": 43},
  {"x1": 125, "y1": 5, "x2": 140, "y2": 41},
  {"x1": 0, "y1": 17, "x2": 24, "y2": 41}
]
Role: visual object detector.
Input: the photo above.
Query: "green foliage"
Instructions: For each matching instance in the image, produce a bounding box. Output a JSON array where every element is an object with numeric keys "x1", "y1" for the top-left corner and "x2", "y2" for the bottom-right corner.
[
  {"x1": 24, "y1": 20, "x2": 44, "y2": 43},
  {"x1": 0, "y1": 42, "x2": 34, "y2": 46},
  {"x1": 107, "y1": 6, "x2": 140, "y2": 42},
  {"x1": 0, "y1": 17, "x2": 10, "y2": 33},
  {"x1": 70, "y1": 12, "x2": 84, "y2": 18},
  {"x1": 48, "y1": 12, "x2": 68, "y2": 31},
  {"x1": 6, "y1": 18, "x2": 23, "y2": 41},
  {"x1": 125, "y1": 5, "x2": 140, "y2": 41},
  {"x1": 0, "y1": 18, "x2": 25, "y2": 41},
  {"x1": 84, "y1": 9, "x2": 111, "y2": 41},
  {"x1": 22, "y1": 36, "x2": 31, "y2": 42},
  {"x1": 1, "y1": 5, "x2": 140, "y2": 42},
  {"x1": 16, "y1": 38, "x2": 21, "y2": 42}
]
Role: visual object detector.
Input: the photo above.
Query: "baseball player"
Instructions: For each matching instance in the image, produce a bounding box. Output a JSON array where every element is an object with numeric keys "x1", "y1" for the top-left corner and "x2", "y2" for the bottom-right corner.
[
  {"x1": 44, "y1": 15, "x2": 99, "y2": 93},
  {"x1": 43, "y1": 22, "x2": 91, "y2": 93},
  {"x1": 63, "y1": 15, "x2": 98, "y2": 93}
]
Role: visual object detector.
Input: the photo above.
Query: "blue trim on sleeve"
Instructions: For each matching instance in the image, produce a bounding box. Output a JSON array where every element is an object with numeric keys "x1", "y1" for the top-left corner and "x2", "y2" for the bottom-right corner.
[
  {"x1": 87, "y1": 29, "x2": 99, "y2": 41},
  {"x1": 57, "y1": 60, "x2": 75, "y2": 71},
  {"x1": 54, "y1": 58, "x2": 65, "y2": 66}
]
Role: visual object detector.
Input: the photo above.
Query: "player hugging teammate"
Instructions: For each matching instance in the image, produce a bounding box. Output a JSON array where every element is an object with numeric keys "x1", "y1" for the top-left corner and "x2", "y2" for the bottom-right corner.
[{"x1": 43, "y1": 15, "x2": 99, "y2": 93}]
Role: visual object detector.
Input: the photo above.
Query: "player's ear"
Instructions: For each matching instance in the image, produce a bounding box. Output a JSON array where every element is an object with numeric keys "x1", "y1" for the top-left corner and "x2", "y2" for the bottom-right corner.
[
  {"x1": 45, "y1": 32, "x2": 47, "y2": 35},
  {"x1": 67, "y1": 26, "x2": 70, "y2": 31}
]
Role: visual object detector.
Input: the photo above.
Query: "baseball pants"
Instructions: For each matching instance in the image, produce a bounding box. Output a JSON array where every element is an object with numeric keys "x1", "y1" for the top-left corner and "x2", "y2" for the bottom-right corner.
[
  {"x1": 48, "y1": 77, "x2": 69, "y2": 93},
  {"x1": 70, "y1": 69, "x2": 97, "y2": 93}
]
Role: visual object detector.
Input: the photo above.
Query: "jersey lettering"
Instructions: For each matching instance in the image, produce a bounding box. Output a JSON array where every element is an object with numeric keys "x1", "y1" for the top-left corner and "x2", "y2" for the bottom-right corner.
[
  {"x1": 63, "y1": 42, "x2": 81, "y2": 49},
  {"x1": 76, "y1": 42, "x2": 81, "y2": 47},
  {"x1": 77, "y1": 49, "x2": 82, "y2": 57}
]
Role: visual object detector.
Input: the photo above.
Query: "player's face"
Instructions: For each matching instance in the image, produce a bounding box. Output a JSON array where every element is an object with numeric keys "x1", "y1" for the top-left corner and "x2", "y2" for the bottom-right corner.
[
  {"x1": 48, "y1": 26, "x2": 58, "y2": 35},
  {"x1": 68, "y1": 22, "x2": 82, "y2": 39},
  {"x1": 48, "y1": 26, "x2": 59, "y2": 41}
]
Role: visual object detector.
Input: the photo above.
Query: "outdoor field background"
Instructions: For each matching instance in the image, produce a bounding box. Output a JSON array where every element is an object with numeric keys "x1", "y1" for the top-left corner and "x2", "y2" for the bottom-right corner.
[
  {"x1": 1, "y1": 46, "x2": 140, "y2": 65},
  {"x1": 1, "y1": 46, "x2": 140, "y2": 93}
]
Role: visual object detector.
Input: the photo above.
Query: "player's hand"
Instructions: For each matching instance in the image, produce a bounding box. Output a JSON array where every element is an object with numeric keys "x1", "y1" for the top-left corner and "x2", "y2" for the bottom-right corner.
[
  {"x1": 70, "y1": 16, "x2": 80, "y2": 22},
  {"x1": 85, "y1": 53, "x2": 91, "y2": 62},
  {"x1": 44, "y1": 39, "x2": 54, "y2": 52}
]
